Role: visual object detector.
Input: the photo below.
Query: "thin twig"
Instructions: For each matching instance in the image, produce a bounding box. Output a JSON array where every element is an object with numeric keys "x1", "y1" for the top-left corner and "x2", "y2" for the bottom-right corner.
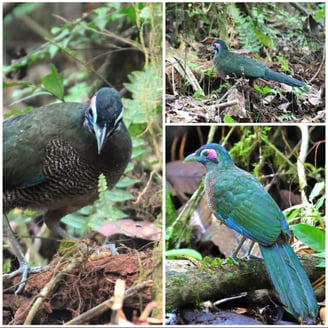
[{"x1": 64, "y1": 280, "x2": 153, "y2": 325}]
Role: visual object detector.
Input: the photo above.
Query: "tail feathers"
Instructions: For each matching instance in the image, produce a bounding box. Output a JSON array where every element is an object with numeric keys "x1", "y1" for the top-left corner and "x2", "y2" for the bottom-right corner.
[
  {"x1": 260, "y1": 243, "x2": 317, "y2": 319},
  {"x1": 264, "y1": 69, "x2": 306, "y2": 87}
]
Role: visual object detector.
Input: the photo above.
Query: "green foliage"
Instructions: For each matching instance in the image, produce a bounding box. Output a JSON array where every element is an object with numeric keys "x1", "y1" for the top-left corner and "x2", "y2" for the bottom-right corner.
[
  {"x1": 201, "y1": 256, "x2": 224, "y2": 270},
  {"x1": 165, "y1": 188, "x2": 178, "y2": 227},
  {"x1": 229, "y1": 6, "x2": 263, "y2": 51},
  {"x1": 193, "y1": 89, "x2": 205, "y2": 100},
  {"x1": 276, "y1": 56, "x2": 289, "y2": 72},
  {"x1": 123, "y1": 66, "x2": 162, "y2": 128},
  {"x1": 314, "y1": 3, "x2": 325, "y2": 21},
  {"x1": 253, "y1": 84, "x2": 276, "y2": 96},
  {"x1": 227, "y1": 3, "x2": 316, "y2": 52},
  {"x1": 167, "y1": 2, "x2": 322, "y2": 66},
  {"x1": 285, "y1": 181, "x2": 325, "y2": 228},
  {"x1": 123, "y1": 65, "x2": 162, "y2": 168},
  {"x1": 4, "y1": 2, "x2": 162, "y2": 239},
  {"x1": 57, "y1": 240, "x2": 76, "y2": 255},
  {"x1": 225, "y1": 256, "x2": 239, "y2": 265},
  {"x1": 94, "y1": 174, "x2": 133, "y2": 220},
  {"x1": 4, "y1": 2, "x2": 161, "y2": 103},
  {"x1": 166, "y1": 3, "x2": 226, "y2": 44},
  {"x1": 227, "y1": 126, "x2": 324, "y2": 219},
  {"x1": 223, "y1": 115, "x2": 236, "y2": 123},
  {"x1": 229, "y1": 127, "x2": 259, "y2": 166},
  {"x1": 227, "y1": 126, "x2": 299, "y2": 180},
  {"x1": 41, "y1": 64, "x2": 65, "y2": 101},
  {"x1": 212, "y1": 83, "x2": 228, "y2": 94},
  {"x1": 290, "y1": 223, "x2": 325, "y2": 268},
  {"x1": 166, "y1": 248, "x2": 202, "y2": 261},
  {"x1": 166, "y1": 219, "x2": 192, "y2": 251},
  {"x1": 3, "y1": 257, "x2": 12, "y2": 274},
  {"x1": 280, "y1": 113, "x2": 296, "y2": 121},
  {"x1": 290, "y1": 224, "x2": 325, "y2": 252},
  {"x1": 233, "y1": 3, "x2": 310, "y2": 51},
  {"x1": 165, "y1": 209, "x2": 194, "y2": 252},
  {"x1": 3, "y1": 3, "x2": 41, "y2": 24}
]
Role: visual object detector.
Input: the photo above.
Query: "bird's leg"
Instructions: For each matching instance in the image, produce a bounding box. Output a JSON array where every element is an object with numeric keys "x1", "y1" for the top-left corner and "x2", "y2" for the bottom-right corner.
[
  {"x1": 231, "y1": 237, "x2": 261, "y2": 260},
  {"x1": 227, "y1": 237, "x2": 258, "y2": 265},
  {"x1": 45, "y1": 212, "x2": 121, "y2": 258},
  {"x1": 243, "y1": 240, "x2": 262, "y2": 259},
  {"x1": 222, "y1": 236, "x2": 246, "y2": 265},
  {"x1": 3, "y1": 215, "x2": 43, "y2": 294},
  {"x1": 231, "y1": 236, "x2": 247, "y2": 258},
  {"x1": 244, "y1": 240, "x2": 256, "y2": 258},
  {"x1": 103, "y1": 243, "x2": 119, "y2": 256},
  {"x1": 240, "y1": 239, "x2": 262, "y2": 259},
  {"x1": 44, "y1": 210, "x2": 78, "y2": 240}
]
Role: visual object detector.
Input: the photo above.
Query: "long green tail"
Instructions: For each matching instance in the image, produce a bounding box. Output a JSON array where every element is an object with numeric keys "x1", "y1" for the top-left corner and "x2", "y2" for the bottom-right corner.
[
  {"x1": 263, "y1": 69, "x2": 306, "y2": 87},
  {"x1": 260, "y1": 242, "x2": 317, "y2": 319}
]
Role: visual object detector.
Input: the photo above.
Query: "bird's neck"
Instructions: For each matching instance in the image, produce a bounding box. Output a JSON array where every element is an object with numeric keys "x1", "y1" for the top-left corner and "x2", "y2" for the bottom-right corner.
[
  {"x1": 217, "y1": 48, "x2": 229, "y2": 59},
  {"x1": 206, "y1": 161, "x2": 235, "y2": 173}
]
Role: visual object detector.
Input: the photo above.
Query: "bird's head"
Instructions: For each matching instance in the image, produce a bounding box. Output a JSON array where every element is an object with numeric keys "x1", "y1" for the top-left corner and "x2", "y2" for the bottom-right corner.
[
  {"x1": 184, "y1": 143, "x2": 234, "y2": 168},
  {"x1": 212, "y1": 40, "x2": 229, "y2": 56},
  {"x1": 84, "y1": 87, "x2": 123, "y2": 154}
]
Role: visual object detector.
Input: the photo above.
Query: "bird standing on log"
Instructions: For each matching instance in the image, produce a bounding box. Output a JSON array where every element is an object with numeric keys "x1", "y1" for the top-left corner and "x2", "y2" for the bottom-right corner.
[
  {"x1": 212, "y1": 40, "x2": 306, "y2": 87},
  {"x1": 3, "y1": 87, "x2": 132, "y2": 291},
  {"x1": 185, "y1": 143, "x2": 317, "y2": 321}
]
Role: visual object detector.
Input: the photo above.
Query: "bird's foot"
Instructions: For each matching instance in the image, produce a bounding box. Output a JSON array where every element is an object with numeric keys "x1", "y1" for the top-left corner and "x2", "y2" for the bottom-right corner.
[
  {"x1": 223, "y1": 256, "x2": 240, "y2": 265},
  {"x1": 103, "y1": 243, "x2": 119, "y2": 256},
  {"x1": 230, "y1": 236, "x2": 247, "y2": 258},
  {"x1": 3, "y1": 263, "x2": 44, "y2": 295},
  {"x1": 224, "y1": 252, "x2": 262, "y2": 266},
  {"x1": 231, "y1": 238, "x2": 259, "y2": 259},
  {"x1": 242, "y1": 253, "x2": 262, "y2": 260}
]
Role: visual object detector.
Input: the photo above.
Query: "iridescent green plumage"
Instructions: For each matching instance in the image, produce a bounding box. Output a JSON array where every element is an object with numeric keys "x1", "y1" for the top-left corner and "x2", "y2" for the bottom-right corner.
[
  {"x1": 213, "y1": 40, "x2": 306, "y2": 87},
  {"x1": 185, "y1": 143, "x2": 317, "y2": 320}
]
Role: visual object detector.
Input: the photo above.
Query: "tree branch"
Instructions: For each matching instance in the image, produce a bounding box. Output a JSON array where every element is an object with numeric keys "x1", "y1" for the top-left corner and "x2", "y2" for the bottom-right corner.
[{"x1": 166, "y1": 255, "x2": 323, "y2": 309}]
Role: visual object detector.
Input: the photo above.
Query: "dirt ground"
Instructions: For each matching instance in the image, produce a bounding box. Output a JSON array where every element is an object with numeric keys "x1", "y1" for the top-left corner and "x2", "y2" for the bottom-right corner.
[
  {"x1": 165, "y1": 40, "x2": 325, "y2": 124},
  {"x1": 3, "y1": 244, "x2": 158, "y2": 325}
]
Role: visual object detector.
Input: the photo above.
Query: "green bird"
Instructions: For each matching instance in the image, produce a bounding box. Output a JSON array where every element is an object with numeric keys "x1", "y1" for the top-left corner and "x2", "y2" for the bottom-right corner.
[
  {"x1": 185, "y1": 143, "x2": 317, "y2": 321},
  {"x1": 213, "y1": 40, "x2": 306, "y2": 87},
  {"x1": 3, "y1": 87, "x2": 132, "y2": 292}
]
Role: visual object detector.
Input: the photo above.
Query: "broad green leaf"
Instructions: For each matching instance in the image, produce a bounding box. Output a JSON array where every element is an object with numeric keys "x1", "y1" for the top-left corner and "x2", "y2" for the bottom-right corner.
[
  {"x1": 290, "y1": 223, "x2": 325, "y2": 252},
  {"x1": 166, "y1": 249, "x2": 202, "y2": 261},
  {"x1": 223, "y1": 115, "x2": 236, "y2": 123},
  {"x1": 41, "y1": 64, "x2": 64, "y2": 100},
  {"x1": 105, "y1": 189, "x2": 134, "y2": 202},
  {"x1": 116, "y1": 177, "x2": 140, "y2": 188}
]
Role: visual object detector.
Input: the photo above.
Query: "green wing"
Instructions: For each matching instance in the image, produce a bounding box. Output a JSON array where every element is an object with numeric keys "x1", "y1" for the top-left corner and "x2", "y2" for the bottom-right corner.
[
  {"x1": 221, "y1": 52, "x2": 267, "y2": 78},
  {"x1": 206, "y1": 166, "x2": 287, "y2": 245},
  {"x1": 3, "y1": 102, "x2": 86, "y2": 190}
]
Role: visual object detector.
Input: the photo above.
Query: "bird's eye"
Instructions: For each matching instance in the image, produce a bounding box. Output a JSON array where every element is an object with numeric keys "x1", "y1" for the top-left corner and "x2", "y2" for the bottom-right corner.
[
  {"x1": 114, "y1": 110, "x2": 123, "y2": 127},
  {"x1": 200, "y1": 149, "x2": 218, "y2": 162}
]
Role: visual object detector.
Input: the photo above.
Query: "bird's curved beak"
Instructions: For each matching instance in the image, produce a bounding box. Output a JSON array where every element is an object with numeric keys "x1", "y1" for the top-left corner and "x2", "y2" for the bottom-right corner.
[
  {"x1": 184, "y1": 152, "x2": 198, "y2": 162},
  {"x1": 94, "y1": 124, "x2": 107, "y2": 155}
]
